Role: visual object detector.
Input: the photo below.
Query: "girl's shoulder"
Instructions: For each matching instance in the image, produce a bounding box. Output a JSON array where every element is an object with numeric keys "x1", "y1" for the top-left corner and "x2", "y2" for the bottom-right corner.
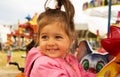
[
  {"x1": 35, "y1": 53, "x2": 78, "y2": 67},
  {"x1": 65, "y1": 54, "x2": 78, "y2": 63}
]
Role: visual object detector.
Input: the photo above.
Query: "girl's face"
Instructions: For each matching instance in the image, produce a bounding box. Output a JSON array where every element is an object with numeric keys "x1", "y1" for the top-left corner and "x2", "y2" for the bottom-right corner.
[{"x1": 39, "y1": 23, "x2": 71, "y2": 58}]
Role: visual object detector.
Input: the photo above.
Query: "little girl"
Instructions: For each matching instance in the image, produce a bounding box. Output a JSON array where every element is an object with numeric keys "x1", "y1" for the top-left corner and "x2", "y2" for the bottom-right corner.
[
  {"x1": 6, "y1": 45, "x2": 12, "y2": 66},
  {"x1": 24, "y1": 0, "x2": 96, "y2": 77}
]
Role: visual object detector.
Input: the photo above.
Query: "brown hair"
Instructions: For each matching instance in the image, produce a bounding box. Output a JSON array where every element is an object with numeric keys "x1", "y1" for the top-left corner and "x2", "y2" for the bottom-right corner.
[{"x1": 36, "y1": 0, "x2": 75, "y2": 45}]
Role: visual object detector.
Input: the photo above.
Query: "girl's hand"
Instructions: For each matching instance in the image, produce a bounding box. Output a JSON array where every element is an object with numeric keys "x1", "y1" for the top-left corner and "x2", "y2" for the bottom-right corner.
[
  {"x1": 104, "y1": 71, "x2": 110, "y2": 77},
  {"x1": 117, "y1": 74, "x2": 120, "y2": 77},
  {"x1": 103, "y1": 70, "x2": 120, "y2": 77}
]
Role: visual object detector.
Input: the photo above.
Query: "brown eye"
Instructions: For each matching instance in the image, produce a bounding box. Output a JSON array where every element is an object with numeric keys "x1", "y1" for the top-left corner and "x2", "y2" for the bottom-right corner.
[
  {"x1": 41, "y1": 35, "x2": 49, "y2": 40},
  {"x1": 55, "y1": 35, "x2": 63, "y2": 39}
]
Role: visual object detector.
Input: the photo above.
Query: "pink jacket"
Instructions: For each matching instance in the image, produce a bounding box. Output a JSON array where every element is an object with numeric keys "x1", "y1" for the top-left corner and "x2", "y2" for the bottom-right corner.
[{"x1": 24, "y1": 47, "x2": 96, "y2": 77}]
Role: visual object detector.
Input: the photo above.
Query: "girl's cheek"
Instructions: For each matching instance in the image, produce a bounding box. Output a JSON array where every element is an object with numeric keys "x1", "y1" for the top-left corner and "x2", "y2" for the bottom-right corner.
[{"x1": 40, "y1": 42, "x2": 47, "y2": 48}]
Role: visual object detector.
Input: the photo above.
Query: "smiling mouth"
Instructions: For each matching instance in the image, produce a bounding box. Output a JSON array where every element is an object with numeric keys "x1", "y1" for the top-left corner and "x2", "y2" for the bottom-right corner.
[{"x1": 47, "y1": 49, "x2": 59, "y2": 52}]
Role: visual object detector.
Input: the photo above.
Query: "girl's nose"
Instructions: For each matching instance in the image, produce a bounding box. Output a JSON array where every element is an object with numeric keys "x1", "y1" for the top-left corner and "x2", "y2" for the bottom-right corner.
[{"x1": 47, "y1": 38, "x2": 55, "y2": 46}]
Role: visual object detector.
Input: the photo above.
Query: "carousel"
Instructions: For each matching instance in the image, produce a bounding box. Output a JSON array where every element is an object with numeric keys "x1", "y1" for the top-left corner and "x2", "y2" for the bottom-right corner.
[{"x1": 5, "y1": 13, "x2": 38, "y2": 51}]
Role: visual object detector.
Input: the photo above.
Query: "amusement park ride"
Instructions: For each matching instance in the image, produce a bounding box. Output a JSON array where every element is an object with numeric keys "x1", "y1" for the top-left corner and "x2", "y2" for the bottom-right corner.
[
  {"x1": 82, "y1": 0, "x2": 120, "y2": 77},
  {"x1": 6, "y1": 0, "x2": 120, "y2": 77},
  {"x1": 5, "y1": 13, "x2": 38, "y2": 50},
  {"x1": 82, "y1": 0, "x2": 120, "y2": 36}
]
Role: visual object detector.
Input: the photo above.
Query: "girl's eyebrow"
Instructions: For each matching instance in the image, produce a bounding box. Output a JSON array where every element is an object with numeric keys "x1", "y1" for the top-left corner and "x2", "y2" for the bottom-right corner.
[
  {"x1": 55, "y1": 33, "x2": 62, "y2": 35},
  {"x1": 40, "y1": 33, "x2": 47, "y2": 35},
  {"x1": 54, "y1": 33, "x2": 64, "y2": 36}
]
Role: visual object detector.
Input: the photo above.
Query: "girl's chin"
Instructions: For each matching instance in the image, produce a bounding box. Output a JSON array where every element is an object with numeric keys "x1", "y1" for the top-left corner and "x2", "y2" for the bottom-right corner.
[{"x1": 45, "y1": 53, "x2": 63, "y2": 58}]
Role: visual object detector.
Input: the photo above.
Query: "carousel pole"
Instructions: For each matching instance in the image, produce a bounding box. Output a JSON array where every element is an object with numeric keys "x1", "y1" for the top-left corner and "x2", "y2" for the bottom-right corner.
[{"x1": 107, "y1": 0, "x2": 112, "y2": 34}]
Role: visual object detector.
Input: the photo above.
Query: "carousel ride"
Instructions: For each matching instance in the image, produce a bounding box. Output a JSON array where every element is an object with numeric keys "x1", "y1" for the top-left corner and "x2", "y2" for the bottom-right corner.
[
  {"x1": 82, "y1": 0, "x2": 120, "y2": 36},
  {"x1": 81, "y1": 0, "x2": 120, "y2": 76},
  {"x1": 5, "y1": 13, "x2": 38, "y2": 51}
]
